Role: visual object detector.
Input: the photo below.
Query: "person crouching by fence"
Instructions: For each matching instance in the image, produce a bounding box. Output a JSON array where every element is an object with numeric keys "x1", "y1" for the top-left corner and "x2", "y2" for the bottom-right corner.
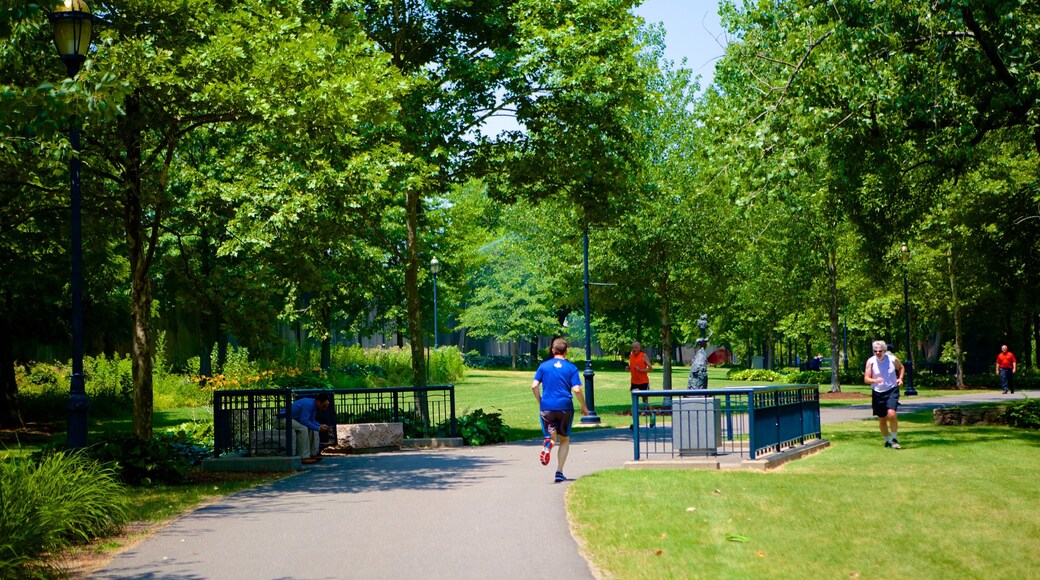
[{"x1": 290, "y1": 392, "x2": 332, "y2": 464}]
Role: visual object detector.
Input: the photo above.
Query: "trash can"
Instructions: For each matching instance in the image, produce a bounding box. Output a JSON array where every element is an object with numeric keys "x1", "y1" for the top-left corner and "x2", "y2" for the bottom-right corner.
[{"x1": 673, "y1": 396, "x2": 721, "y2": 456}]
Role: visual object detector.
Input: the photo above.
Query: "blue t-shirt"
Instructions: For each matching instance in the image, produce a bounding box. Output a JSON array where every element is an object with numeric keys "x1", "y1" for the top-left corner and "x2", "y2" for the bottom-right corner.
[
  {"x1": 291, "y1": 397, "x2": 322, "y2": 431},
  {"x1": 534, "y1": 357, "x2": 582, "y2": 411}
]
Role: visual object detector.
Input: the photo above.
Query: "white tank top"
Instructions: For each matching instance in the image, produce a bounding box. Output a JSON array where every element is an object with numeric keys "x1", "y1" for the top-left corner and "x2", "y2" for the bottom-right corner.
[{"x1": 868, "y1": 354, "x2": 899, "y2": 392}]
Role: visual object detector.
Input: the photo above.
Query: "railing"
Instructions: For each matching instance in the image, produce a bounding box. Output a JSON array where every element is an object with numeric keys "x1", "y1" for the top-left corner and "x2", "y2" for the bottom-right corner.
[
  {"x1": 631, "y1": 385, "x2": 821, "y2": 461},
  {"x1": 213, "y1": 385, "x2": 456, "y2": 457}
]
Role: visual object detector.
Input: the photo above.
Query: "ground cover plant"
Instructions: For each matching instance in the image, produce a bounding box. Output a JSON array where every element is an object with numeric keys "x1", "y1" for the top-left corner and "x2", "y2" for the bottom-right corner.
[
  {"x1": 567, "y1": 411, "x2": 1040, "y2": 578},
  {"x1": 0, "y1": 452, "x2": 129, "y2": 577}
]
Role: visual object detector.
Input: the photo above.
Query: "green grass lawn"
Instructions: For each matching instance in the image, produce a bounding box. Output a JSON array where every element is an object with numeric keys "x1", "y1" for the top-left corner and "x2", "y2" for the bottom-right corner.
[
  {"x1": 453, "y1": 367, "x2": 998, "y2": 434},
  {"x1": 567, "y1": 410, "x2": 1040, "y2": 579}
]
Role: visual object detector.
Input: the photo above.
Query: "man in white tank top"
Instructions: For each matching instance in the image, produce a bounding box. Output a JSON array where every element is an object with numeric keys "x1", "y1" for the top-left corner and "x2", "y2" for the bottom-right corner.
[{"x1": 864, "y1": 340, "x2": 906, "y2": 449}]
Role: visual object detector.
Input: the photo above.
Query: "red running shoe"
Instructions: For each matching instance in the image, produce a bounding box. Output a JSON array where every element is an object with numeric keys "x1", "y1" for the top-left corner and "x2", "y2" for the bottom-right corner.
[{"x1": 539, "y1": 437, "x2": 553, "y2": 466}]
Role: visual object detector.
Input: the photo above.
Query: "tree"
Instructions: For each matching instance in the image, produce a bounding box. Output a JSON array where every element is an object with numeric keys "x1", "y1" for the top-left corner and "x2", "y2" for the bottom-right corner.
[{"x1": 70, "y1": 0, "x2": 403, "y2": 439}]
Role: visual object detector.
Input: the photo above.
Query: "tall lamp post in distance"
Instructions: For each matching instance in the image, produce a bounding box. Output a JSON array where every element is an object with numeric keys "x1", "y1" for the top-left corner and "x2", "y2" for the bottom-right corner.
[
  {"x1": 900, "y1": 244, "x2": 917, "y2": 396},
  {"x1": 580, "y1": 228, "x2": 601, "y2": 424},
  {"x1": 430, "y1": 257, "x2": 439, "y2": 349},
  {"x1": 48, "y1": 0, "x2": 94, "y2": 448}
]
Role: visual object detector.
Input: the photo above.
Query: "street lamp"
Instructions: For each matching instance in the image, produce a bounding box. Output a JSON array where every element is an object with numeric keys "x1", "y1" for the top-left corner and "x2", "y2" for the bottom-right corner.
[
  {"x1": 900, "y1": 244, "x2": 917, "y2": 396},
  {"x1": 48, "y1": 0, "x2": 94, "y2": 448},
  {"x1": 430, "y1": 257, "x2": 439, "y2": 349},
  {"x1": 580, "y1": 228, "x2": 600, "y2": 424}
]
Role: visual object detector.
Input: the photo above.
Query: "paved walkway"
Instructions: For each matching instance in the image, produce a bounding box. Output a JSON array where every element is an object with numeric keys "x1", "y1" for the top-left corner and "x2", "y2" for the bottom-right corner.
[{"x1": 93, "y1": 390, "x2": 1037, "y2": 579}]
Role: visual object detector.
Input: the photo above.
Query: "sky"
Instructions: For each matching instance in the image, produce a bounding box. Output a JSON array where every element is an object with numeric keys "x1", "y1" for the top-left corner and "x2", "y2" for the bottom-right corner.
[
  {"x1": 632, "y1": 0, "x2": 728, "y2": 88},
  {"x1": 479, "y1": 2, "x2": 728, "y2": 136}
]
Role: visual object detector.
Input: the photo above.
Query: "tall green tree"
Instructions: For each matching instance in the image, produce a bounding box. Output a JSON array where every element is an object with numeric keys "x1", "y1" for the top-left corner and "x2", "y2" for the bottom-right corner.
[{"x1": 69, "y1": 0, "x2": 404, "y2": 439}]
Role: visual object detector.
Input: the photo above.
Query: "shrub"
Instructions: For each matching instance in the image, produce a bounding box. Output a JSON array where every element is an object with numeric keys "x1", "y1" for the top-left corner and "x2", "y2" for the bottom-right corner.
[
  {"x1": 273, "y1": 372, "x2": 333, "y2": 390},
  {"x1": 73, "y1": 434, "x2": 201, "y2": 486},
  {"x1": 451, "y1": 408, "x2": 509, "y2": 446},
  {"x1": 0, "y1": 452, "x2": 129, "y2": 577},
  {"x1": 1005, "y1": 398, "x2": 1040, "y2": 429},
  {"x1": 780, "y1": 370, "x2": 832, "y2": 385},
  {"x1": 726, "y1": 369, "x2": 782, "y2": 382}
]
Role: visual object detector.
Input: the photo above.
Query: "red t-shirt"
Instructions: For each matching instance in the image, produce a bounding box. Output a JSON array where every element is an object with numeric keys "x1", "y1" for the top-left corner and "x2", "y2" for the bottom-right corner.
[{"x1": 996, "y1": 352, "x2": 1016, "y2": 369}]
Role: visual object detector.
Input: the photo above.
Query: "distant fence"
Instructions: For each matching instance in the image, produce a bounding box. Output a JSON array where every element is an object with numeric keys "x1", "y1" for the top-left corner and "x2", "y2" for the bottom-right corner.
[
  {"x1": 213, "y1": 385, "x2": 456, "y2": 457},
  {"x1": 631, "y1": 385, "x2": 821, "y2": 461}
]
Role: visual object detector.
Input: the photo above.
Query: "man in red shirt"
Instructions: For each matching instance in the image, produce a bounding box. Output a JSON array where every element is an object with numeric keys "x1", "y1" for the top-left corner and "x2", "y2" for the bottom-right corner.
[
  {"x1": 996, "y1": 344, "x2": 1017, "y2": 394},
  {"x1": 627, "y1": 342, "x2": 652, "y2": 404}
]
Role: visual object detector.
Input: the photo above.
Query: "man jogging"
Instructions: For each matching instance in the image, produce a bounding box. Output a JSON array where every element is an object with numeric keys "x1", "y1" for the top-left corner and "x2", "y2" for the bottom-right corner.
[
  {"x1": 864, "y1": 340, "x2": 905, "y2": 449},
  {"x1": 532, "y1": 338, "x2": 589, "y2": 483}
]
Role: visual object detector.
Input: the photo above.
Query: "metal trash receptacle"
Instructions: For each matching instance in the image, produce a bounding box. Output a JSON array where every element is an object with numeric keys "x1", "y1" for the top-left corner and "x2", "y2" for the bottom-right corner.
[{"x1": 673, "y1": 397, "x2": 721, "y2": 455}]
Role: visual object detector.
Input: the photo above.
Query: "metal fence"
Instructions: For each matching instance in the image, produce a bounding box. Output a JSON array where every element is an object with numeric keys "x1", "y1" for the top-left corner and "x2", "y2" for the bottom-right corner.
[
  {"x1": 213, "y1": 385, "x2": 456, "y2": 457},
  {"x1": 631, "y1": 385, "x2": 821, "y2": 461}
]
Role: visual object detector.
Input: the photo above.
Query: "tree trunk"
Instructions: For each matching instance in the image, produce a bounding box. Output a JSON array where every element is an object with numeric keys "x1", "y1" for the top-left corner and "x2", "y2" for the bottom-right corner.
[
  {"x1": 511, "y1": 340, "x2": 517, "y2": 369},
  {"x1": 948, "y1": 247, "x2": 965, "y2": 387},
  {"x1": 321, "y1": 304, "x2": 332, "y2": 372},
  {"x1": 827, "y1": 247, "x2": 842, "y2": 392},
  {"x1": 0, "y1": 289, "x2": 21, "y2": 428},
  {"x1": 1034, "y1": 312, "x2": 1040, "y2": 371},
  {"x1": 122, "y1": 93, "x2": 156, "y2": 441},
  {"x1": 405, "y1": 188, "x2": 426, "y2": 387},
  {"x1": 658, "y1": 294, "x2": 672, "y2": 390}
]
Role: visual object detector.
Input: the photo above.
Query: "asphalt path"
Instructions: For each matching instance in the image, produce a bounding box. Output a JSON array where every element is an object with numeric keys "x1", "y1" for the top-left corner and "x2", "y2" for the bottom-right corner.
[{"x1": 92, "y1": 390, "x2": 1037, "y2": 580}]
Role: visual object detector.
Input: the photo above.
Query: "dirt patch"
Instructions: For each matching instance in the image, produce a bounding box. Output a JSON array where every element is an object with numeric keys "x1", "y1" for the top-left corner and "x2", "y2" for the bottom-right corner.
[
  {"x1": 0, "y1": 423, "x2": 57, "y2": 444},
  {"x1": 819, "y1": 391, "x2": 868, "y2": 400}
]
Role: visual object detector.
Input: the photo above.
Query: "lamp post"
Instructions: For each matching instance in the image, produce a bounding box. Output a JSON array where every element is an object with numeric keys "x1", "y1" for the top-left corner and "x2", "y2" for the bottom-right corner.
[
  {"x1": 48, "y1": 0, "x2": 94, "y2": 448},
  {"x1": 580, "y1": 228, "x2": 600, "y2": 424},
  {"x1": 430, "y1": 257, "x2": 439, "y2": 349},
  {"x1": 900, "y1": 244, "x2": 917, "y2": 396}
]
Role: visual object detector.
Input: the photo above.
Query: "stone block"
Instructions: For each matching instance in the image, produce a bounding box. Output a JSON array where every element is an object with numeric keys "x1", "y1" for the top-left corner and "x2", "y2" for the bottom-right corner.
[
  {"x1": 325, "y1": 423, "x2": 403, "y2": 453},
  {"x1": 250, "y1": 430, "x2": 292, "y2": 456}
]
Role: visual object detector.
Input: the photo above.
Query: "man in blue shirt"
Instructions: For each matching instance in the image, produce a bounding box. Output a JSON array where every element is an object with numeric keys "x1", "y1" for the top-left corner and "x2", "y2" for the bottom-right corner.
[
  {"x1": 291, "y1": 393, "x2": 332, "y2": 464},
  {"x1": 531, "y1": 338, "x2": 588, "y2": 483}
]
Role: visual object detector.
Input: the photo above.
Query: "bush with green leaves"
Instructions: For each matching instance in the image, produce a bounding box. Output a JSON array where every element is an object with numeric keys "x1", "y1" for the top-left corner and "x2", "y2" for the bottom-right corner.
[
  {"x1": 780, "y1": 370, "x2": 831, "y2": 385},
  {"x1": 273, "y1": 372, "x2": 333, "y2": 390},
  {"x1": 1005, "y1": 398, "x2": 1040, "y2": 429},
  {"x1": 450, "y1": 408, "x2": 509, "y2": 446},
  {"x1": 726, "y1": 368, "x2": 783, "y2": 382},
  {"x1": 0, "y1": 452, "x2": 129, "y2": 577},
  {"x1": 74, "y1": 433, "x2": 209, "y2": 486}
]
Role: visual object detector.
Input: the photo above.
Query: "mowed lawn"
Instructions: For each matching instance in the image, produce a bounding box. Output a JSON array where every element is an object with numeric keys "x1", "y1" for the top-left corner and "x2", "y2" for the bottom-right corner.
[
  {"x1": 567, "y1": 411, "x2": 1040, "y2": 579},
  {"x1": 456, "y1": 368, "x2": 1039, "y2": 578}
]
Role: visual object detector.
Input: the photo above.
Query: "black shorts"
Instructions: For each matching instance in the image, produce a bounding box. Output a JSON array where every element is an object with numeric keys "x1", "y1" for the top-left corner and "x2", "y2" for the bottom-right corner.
[
  {"x1": 540, "y1": 409, "x2": 575, "y2": 437},
  {"x1": 630, "y1": 382, "x2": 650, "y2": 392},
  {"x1": 872, "y1": 387, "x2": 899, "y2": 417}
]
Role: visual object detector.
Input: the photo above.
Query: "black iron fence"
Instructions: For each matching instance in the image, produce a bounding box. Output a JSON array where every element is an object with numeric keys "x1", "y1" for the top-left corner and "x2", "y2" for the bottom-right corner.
[
  {"x1": 213, "y1": 385, "x2": 457, "y2": 457},
  {"x1": 631, "y1": 385, "x2": 821, "y2": 461}
]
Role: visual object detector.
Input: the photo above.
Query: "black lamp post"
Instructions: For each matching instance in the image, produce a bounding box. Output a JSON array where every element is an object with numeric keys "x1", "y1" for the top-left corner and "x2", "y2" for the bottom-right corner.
[
  {"x1": 49, "y1": 0, "x2": 94, "y2": 448},
  {"x1": 900, "y1": 244, "x2": 917, "y2": 396},
  {"x1": 580, "y1": 228, "x2": 600, "y2": 424},
  {"x1": 430, "y1": 257, "x2": 439, "y2": 349}
]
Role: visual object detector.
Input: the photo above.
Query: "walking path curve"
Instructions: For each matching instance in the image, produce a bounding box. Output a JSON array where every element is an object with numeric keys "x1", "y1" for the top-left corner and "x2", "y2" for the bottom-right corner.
[{"x1": 93, "y1": 390, "x2": 1038, "y2": 579}]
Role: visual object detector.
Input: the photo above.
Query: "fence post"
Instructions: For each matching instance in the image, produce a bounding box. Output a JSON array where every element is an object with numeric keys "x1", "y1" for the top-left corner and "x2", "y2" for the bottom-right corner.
[
  {"x1": 632, "y1": 392, "x2": 641, "y2": 461},
  {"x1": 283, "y1": 391, "x2": 293, "y2": 457},
  {"x1": 449, "y1": 385, "x2": 457, "y2": 437}
]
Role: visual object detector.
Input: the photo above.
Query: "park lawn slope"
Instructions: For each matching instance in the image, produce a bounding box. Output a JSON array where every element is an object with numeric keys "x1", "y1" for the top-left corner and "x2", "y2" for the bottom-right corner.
[{"x1": 567, "y1": 411, "x2": 1040, "y2": 579}]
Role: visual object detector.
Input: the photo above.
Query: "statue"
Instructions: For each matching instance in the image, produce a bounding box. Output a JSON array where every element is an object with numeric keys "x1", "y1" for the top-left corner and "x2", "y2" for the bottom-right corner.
[{"x1": 687, "y1": 315, "x2": 712, "y2": 389}]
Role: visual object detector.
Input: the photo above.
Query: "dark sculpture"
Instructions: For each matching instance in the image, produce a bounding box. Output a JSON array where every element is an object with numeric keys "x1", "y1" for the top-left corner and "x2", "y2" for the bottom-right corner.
[{"x1": 687, "y1": 315, "x2": 712, "y2": 389}]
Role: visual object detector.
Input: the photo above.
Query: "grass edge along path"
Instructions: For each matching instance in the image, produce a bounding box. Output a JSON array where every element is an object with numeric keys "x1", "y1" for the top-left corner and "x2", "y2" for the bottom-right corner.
[
  {"x1": 566, "y1": 410, "x2": 1040, "y2": 579},
  {"x1": 52, "y1": 471, "x2": 290, "y2": 578}
]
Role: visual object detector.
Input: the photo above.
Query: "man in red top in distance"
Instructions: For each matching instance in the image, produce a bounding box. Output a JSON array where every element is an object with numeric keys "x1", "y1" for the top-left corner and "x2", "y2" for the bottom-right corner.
[
  {"x1": 996, "y1": 344, "x2": 1017, "y2": 394},
  {"x1": 628, "y1": 342, "x2": 652, "y2": 405}
]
